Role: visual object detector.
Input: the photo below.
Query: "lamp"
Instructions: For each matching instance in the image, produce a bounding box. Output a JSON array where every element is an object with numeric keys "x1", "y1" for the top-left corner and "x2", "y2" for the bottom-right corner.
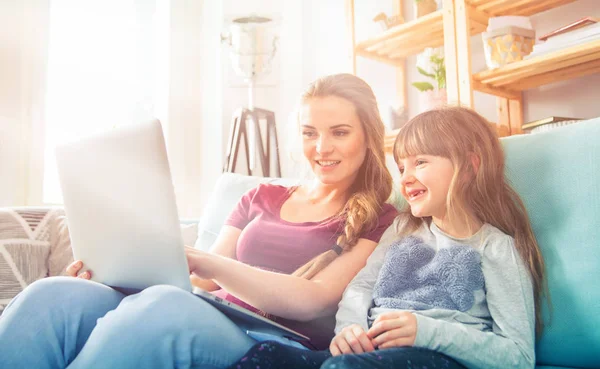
[{"x1": 221, "y1": 15, "x2": 281, "y2": 177}]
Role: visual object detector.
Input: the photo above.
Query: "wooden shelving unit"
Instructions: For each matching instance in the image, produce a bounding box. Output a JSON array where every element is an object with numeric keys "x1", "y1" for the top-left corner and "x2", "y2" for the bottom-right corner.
[
  {"x1": 352, "y1": 0, "x2": 577, "y2": 67},
  {"x1": 348, "y1": 0, "x2": 596, "y2": 146},
  {"x1": 347, "y1": 0, "x2": 595, "y2": 147},
  {"x1": 473, "y1": 39, "x2": 600, "y2": 95},
  {"x1": 453, "y1": 0, "x2": 593, "y2": 136}
]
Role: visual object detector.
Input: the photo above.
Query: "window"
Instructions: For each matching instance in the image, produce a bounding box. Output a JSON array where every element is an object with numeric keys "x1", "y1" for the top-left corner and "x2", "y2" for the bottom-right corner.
[{"x1": 43, "y1": 0, "x2": 169, "y2": 203}]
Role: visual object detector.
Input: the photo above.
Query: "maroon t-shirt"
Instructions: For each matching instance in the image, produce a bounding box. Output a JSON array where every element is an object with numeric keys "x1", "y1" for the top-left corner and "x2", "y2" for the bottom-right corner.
[{"x1": 212, "y1": 183, "x2": 398, "y2": 347}]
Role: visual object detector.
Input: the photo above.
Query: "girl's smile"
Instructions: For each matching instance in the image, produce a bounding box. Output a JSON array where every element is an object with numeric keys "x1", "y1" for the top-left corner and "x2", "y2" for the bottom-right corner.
[
  {"x1": 406, "y1": 188, "x2": 427, "y2": 201},
  {"x1": 398, "y1": 154, "x2": 454, "y2": 225}
]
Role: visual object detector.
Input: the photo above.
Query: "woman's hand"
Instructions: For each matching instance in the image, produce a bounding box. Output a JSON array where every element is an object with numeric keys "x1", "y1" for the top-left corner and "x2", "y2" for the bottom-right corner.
[
  {"x1": 367, "y1": 311, "x2": 417, "y2": 349},
  {"x1": 185, "y1": 246, "x2": 220, "y2": 280},
  {"x1": 329, "y1": 324, "x2": 376, "y2": 356},
  {"x1": 65, "y1": 260, "x2": 92, "y2": 279}
]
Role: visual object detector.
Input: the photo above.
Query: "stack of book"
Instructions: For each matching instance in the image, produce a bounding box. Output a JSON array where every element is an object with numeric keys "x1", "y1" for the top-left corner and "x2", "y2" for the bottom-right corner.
[
  {"x1": 522, "y1": 116, "x2": 582, "y2": 134},
  {"x1": 526, "y1": 17, "x2": 600, "y2": 59}
]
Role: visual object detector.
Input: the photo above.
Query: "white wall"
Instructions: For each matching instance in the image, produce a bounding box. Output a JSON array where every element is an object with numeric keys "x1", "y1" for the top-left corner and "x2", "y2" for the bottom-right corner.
[
  {"x1": 196, "y1": 0, "x2": 224, "y2": 218},
  {"x1": 0, "y1": 0, "x2": 49, "y2": 207},
  {"x1": 0, "y1": 0, "x2": 27, "y2": 207},
  {"x1": 166, "y1": 0, "x2": 205, "y2": 218}
]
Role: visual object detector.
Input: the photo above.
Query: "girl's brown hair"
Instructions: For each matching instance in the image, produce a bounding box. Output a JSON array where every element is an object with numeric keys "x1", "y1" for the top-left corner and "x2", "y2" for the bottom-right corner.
[
  {"x1": 392, "y1": 106, "x2": 546, "y2": 334},
  {"x1": 292, "y1": 73, "x2": 393, "y2": 279}
]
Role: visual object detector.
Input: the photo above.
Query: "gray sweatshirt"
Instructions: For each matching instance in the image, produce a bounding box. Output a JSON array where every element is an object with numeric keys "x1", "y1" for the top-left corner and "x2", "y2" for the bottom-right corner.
[{"x1": 335, "y1": 220, "x2": 535, "y2": 369}]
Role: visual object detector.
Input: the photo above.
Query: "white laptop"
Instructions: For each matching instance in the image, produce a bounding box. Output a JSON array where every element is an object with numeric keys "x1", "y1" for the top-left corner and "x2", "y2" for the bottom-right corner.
[{"x1": 55, "y1": 119, "x2": 310, "y2": 344}]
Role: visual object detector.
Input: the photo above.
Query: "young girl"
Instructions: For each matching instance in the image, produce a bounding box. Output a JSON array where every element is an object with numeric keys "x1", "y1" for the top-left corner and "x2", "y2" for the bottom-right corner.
[
  {"x1": 226, "y1": 106, "x2": 546, "y2": 369},
  {"x1": 324, "y1": 106, "x2": 546, "y2": 369}
]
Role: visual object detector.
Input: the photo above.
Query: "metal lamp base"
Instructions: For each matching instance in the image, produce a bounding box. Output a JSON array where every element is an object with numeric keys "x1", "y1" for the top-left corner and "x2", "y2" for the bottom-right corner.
[{"x1": 223, "y1": 107, "x2": 281, "y2": 178}]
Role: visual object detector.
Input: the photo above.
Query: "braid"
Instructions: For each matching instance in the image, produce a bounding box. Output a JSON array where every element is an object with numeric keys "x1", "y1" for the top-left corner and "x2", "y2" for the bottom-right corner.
[{"x1": 291, "y1": 73, "x2": 393, "y2": 279}]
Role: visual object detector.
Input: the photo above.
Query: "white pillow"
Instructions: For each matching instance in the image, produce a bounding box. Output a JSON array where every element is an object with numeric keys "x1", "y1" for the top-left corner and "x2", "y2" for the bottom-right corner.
[
  {"x1": 180, "y1": 223, "x2": 199, "y2": 247},
  {"x1": 194, "y1": 173, "x2": 299, "y2": 251}
]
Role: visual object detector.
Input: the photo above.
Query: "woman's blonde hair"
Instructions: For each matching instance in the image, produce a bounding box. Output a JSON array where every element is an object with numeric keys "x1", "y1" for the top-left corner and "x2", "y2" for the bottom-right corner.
[
  {"x1": 291, "y1": 73, "x2": 393, "y2": 279},
  {"x1": 392, "y1": 106, "x2": 546, "y2": 334}
]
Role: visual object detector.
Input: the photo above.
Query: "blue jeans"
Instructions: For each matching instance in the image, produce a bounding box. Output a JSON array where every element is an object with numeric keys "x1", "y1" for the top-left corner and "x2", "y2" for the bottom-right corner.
[
  {"x1": 0, "y1": 277, "x2": 263, "y2": 369},
  {"x1": 321, "y1": 347, "x2": 466, "y2": 369},
  {"x1": 226, "y1": 342, "x2": 465, "y2": 369}
]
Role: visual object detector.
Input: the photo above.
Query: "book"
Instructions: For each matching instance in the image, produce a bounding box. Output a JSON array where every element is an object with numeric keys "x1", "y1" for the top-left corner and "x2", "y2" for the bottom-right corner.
[
  {"x1": 539, "y1": 17, "x2": 599, "y2": 42},
  {"x1": 526, "y1": 23, "x2": 600, "y2": 59},
  {"x1": 522, "y1": 116, "x2": 582, "y2": 130}
]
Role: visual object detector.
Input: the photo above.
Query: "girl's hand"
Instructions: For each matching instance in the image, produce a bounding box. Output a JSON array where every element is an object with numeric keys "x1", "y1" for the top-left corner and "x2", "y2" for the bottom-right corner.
[
  {"x1": 330, "y1": 324, "x2": 376, "y2": 356},
  {"x1": 65, "y1": 260, "x2": 92, "y2": 279},
  {"x1": 367, "y1": 311, "x2": 417, "y2": 349}
]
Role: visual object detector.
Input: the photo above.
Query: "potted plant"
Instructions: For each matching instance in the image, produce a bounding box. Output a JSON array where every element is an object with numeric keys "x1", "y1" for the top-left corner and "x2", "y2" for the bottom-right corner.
[{"x1": 412, "y1": 47, "x2": 447, "y2": 112}]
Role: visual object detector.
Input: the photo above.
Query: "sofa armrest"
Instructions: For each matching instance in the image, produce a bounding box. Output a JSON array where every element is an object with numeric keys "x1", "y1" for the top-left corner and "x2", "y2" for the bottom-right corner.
[{"x1": 0, "y1": 207, "x2": 70, "y2": 312}]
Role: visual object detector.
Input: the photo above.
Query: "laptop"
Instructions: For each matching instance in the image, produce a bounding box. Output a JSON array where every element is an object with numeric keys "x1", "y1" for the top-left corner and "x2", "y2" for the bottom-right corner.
[{"x1": 55, "y1": 119, "x2": 310, "y2": 344}]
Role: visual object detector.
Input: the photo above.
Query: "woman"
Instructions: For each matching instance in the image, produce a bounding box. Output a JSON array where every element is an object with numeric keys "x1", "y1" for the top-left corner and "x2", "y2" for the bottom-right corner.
[{"x1": 0, "y1": 73, "x2": 397, "y2": 369}]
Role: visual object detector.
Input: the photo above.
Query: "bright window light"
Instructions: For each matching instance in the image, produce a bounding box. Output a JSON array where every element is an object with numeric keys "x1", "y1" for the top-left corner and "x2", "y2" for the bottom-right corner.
[{"x1": 43, "y1": 0, "x2": 169, "y2": 204}]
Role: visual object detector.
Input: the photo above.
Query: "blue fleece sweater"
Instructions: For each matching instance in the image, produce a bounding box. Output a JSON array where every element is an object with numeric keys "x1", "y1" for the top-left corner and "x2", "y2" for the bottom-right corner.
[{"x1": 335, "y1": 220, "x2": 536, "y2": 369}]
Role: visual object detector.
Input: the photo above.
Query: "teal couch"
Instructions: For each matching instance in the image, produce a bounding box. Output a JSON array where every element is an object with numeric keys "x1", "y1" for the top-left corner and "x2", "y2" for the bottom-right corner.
[
  {"x1": 502, "y1": 118, "x2": 599, "y2": 369},
  {"x1": 196, "y1": 117, "x2": 600, "y2": 369}
]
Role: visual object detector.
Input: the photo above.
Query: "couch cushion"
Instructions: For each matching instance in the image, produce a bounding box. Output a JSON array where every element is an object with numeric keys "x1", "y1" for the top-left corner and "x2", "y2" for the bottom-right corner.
[
  {"x1": 194, "y1": 173, "x2": 300, "y2": 251},
  {"x1": 0, "y1": 208, "x2": 73, "y2": 313},
  {"x1": 502, "y1": 118, "x2": 600, "y2": 368}
]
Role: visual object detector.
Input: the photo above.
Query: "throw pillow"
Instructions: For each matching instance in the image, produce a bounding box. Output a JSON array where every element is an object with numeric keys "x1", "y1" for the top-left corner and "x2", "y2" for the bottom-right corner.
[{"x1": 0, "y1": 208, "x2": 71, "y2": 313}]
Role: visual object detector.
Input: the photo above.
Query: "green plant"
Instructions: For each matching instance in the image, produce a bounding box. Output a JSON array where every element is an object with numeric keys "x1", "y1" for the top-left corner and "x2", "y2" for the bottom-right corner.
[{"x1": 412, "y1": 54, "x2": 446, "y2": 92}]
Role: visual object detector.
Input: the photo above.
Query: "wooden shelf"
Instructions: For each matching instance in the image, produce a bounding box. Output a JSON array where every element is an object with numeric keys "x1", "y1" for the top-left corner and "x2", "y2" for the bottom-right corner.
[
  {"x1": 466, "y1": 0, "x2": 577, "y2": 17},
  {"x1": 350, "y1": 0, "x2": 588, "y2": 139},
  {"x1": 355, "y1": 10, "x2": 487, "y2": 64},
  {"x1": 355, "y1": 10, "x2": 445, "y2": 64},
  {"x1": 473, "y1": 39, "x2": 600, "y2": 94},
  {"x1": 354, "y1": 0, "x2": 576, "y2": 66}
]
